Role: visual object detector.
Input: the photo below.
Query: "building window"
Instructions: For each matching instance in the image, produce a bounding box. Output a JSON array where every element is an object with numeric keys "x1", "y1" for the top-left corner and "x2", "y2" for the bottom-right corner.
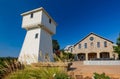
[
  {"x1": 30, "y1": 13, "x2": 33, "y2": 18},
  {"x1": 49, "y1": 18, "x2": 51, "y2": 24},
  {"x1": 78, "y1": 44, "x2": 81, "y2": 49},
  {"x1": 97, "y1": 42, "x2": 100, "y2": 48},
  {"x1": 84, "y1": 43, "x2": 87, "y2": 48},
  {"x1": 90, "y1": 37, "x2": 94, "y2": 41},
  {"x1": 71, "y1": 48, "x2": 73, "y2": 52},
  {"x1": 104, "y1": 41, "x2": 107, "y2": 47},
  {"x1": 90, "y1": 42, "x2": 93, "y2": 46},
  {"x1": 35, "y1": 33, "x2": 38, "y2": 39}
]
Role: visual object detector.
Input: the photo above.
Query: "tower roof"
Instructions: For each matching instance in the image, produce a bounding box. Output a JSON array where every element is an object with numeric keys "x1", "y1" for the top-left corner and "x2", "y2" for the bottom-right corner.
[{"x1": 21, "y1": 7, "x2": 57, "y2": 26}]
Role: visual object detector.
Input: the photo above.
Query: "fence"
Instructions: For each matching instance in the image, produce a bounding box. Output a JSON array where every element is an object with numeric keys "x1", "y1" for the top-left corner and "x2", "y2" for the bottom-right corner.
[{"x1": 84, "y1": 60, "x2": 120, "y2": 65}]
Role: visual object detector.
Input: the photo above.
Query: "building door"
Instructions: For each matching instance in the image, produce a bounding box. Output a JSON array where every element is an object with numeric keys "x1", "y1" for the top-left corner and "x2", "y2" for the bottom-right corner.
[
  {"x1": 100, "y1": 52, "x2": 110, "y2": 58},
  {"x1": 88, "y1": 53, "x2": 97, "y2": 60},
  {"x1": 78, "y1": 53, "x2": 85, "y2": 61}
]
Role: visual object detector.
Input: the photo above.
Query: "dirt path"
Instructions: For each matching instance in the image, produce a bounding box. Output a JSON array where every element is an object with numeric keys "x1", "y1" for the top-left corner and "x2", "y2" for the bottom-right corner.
[{"x1": 68, "y1": 61, "x2": 120, "y2": 78}]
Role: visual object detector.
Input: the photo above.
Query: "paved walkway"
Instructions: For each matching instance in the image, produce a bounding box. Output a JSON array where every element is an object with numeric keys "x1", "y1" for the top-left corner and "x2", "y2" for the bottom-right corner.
[{"x1": 68, "y1": 61, "x2": 120, "y2": 78}]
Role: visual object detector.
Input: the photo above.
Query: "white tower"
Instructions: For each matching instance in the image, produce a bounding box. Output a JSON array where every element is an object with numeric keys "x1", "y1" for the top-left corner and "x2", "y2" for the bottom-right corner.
[{"x1": 18, "y1": 7, "x2": 57, "y2": 64}]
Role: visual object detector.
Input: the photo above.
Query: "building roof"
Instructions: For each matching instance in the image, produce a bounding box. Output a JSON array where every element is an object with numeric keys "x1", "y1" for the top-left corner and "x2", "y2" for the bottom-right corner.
[
  {"x1": 64, "y1": 45, "x2": 73, "y2": 50},
  {"x1": 74, "y1": 32, "x2": 113, "y2": 46},
  {"x1": 21, "y1": 7, "x2": 57, "y2": 26}
]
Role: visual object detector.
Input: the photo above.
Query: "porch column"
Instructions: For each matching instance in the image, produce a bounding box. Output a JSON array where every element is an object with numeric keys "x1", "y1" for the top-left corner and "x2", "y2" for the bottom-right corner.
[
  {"x1": 97, "y1": 53, "x2": 100, "y2": 58},
  {"x1": 109, "y1": 52, "x2": 112, "y2": 58},
  {"x1": 76, "y1": 54, "x2": 78, "y2": 60},
  {"x1": 85, "y1": 53, "x2": 88, "y2": 60}
]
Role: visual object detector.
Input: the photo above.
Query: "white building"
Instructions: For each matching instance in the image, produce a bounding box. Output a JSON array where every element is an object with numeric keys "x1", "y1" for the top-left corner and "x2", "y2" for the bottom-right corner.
[
  {"x1": 64, "y1": 45, "x2": 74, "y2": 53},
  {"x1": 18, "y1": 7, "x2": 57, "y2": 64}
]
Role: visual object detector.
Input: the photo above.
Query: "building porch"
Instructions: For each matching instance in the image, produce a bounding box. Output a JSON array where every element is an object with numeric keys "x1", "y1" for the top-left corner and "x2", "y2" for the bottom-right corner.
[{"x1": 74, "y1": 52, "x2": 113, "y2": 61}]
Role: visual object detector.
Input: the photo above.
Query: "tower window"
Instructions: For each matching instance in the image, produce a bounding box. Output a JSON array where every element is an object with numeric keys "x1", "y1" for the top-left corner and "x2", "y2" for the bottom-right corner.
[
  {"x1": 49, "y1": 19, "x2": 51, "y2": 24},
  {"x1": 35, "y1": 33, "x2": 38, "y2": 39},
  {"x1": 97, "y1": 42, "x2": 100, "y2": 48},
  {"x1": 104, "y1": 41, "x2": 107, "y2": 47},
  {"x1": 84, "y1": 43, "x2": 87, "y2": 48},
  {"x1": 30, "y1": 13, "x2": 33, "y2": 18}
]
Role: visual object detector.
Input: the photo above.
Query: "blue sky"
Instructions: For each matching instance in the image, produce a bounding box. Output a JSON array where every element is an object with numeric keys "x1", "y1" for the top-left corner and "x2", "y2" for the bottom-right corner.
[{"x1": 0, "y1": 0, "x2": 120, "y2": 57}]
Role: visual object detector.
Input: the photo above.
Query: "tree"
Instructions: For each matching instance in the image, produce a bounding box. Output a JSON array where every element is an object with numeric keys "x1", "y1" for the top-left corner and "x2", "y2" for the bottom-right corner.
[
  {"x1": 52, "y1": 39, "x2": 60, "y2": 56},
  {"x1": 59, "y1": 50, "x2": 74, "y2": 62},
  {"x1": 116, "y1": 33, "x2": 120, "y2": 47},
  {"x1": 113, "y1": 33, "x2": 120, "y2": 59}
]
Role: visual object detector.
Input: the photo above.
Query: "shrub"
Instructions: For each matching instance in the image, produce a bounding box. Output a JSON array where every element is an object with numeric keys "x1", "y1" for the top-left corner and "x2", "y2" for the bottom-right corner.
[
  {"x1": 93, "y1": 72, "x2": 110, "y2": 79},
  {"x1": 0, "y1": 57, "x2": 24, "y2": 79},
  {"x1": 6, "y1": 66, "x2": 72, "y2": 79}
]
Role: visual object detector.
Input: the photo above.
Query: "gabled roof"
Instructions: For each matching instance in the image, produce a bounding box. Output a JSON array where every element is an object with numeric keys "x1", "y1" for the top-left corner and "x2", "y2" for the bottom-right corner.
[{"x1": 74, "y1": 32, "x2": 113, "y2": 46}]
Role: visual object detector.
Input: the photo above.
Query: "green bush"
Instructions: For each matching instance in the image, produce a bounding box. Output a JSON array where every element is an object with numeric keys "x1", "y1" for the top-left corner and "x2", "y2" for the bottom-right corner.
[
  {"x1": 54, "y1": 51, "x2": 74, "y2": 62},
  {"x1": 94, "y1": 72, "x2": 110, "y2": 79}
]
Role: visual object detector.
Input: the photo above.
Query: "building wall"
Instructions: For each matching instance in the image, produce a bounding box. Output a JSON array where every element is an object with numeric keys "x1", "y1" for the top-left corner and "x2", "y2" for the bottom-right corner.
[
  {"x1": 18, "y1": 28, "x2": 54, "y2": 64},
  {"x1": 41, "y1": 11, "x2": 56, "y2": 34},
  {"x1": 18, "y1": 28, "x2": 41, "y2": 64},
  {"x1": 39, "y1": 29, "x2": 54, "y2": 62},
  {"x1": 22, "y1": 11, "x2": 42, "y2": 29},
  {"x1": 68, "y1": 46, "x2": 73, "y2": 53}
]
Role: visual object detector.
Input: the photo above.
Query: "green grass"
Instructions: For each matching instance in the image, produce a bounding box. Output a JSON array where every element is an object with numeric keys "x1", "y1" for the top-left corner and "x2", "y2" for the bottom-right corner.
[{"x1": 5, "y1": 66, "x2": 71, "y2": 79}]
